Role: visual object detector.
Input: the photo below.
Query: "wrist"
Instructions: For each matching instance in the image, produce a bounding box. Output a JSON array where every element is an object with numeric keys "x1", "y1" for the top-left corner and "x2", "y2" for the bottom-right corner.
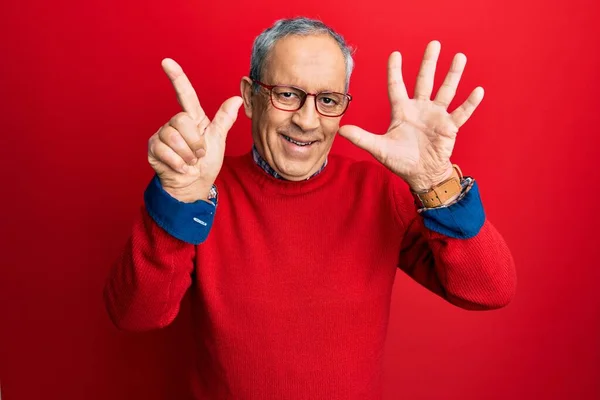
[
  {"x1": 407, "y1": 165, "x2": 454, "y2": 193},
  {"x1": 410, "y1": 164, "x2": 464, "y2": 209},
  {"x1": 163, "y1": 181, "x2": 214, "y2": 203}
]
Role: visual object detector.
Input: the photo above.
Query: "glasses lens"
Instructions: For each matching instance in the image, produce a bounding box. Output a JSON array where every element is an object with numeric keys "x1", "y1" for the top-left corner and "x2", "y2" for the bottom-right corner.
[
  {"x1": 271, "y1": 86, "x2": 305, "y2": 110},
  {"x1": 316, "y1": 93, "x2": 348, "y2": 116}
]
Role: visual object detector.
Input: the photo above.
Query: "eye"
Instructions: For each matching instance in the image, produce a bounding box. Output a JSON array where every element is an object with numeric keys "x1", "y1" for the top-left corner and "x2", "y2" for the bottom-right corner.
[
  {"x1": 273, "y1": 88, "x2": 301, "y2": 99},
  {"x1": 319, "y1": 96, "x2": 339, "y2": 106}
]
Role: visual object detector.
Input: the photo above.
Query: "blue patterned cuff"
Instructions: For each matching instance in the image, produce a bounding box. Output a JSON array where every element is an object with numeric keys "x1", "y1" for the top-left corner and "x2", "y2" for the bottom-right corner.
[
  {"x1": 420, "y1": 180, "x2": 485, "y2": 239},
  {"x1": 144, "y1": 175, "x2": 216, "y2": 245}
]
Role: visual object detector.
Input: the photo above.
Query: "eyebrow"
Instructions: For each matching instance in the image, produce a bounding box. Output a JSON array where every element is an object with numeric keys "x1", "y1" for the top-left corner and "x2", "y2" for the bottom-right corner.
[{"x1": 273, "y1": 82, "x2": 346, "y2": 93}]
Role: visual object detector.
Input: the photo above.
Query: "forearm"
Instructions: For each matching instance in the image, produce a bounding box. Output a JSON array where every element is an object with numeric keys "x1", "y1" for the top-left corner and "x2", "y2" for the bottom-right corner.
[
  {"x1": 104, "y1": 208, "x2": 195, "y2": 331},
  {"x1": 397, "y1": 179, "x2": 516, "y2": 310},
  {"x1": 426, "y1": 219, "x2": 516, "y2": 310}
]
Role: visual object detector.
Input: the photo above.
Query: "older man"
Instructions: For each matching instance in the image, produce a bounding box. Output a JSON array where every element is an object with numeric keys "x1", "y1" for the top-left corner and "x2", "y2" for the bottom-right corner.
[{"x1": 104, "y1": 17, "x2": 516, "y2": 400}]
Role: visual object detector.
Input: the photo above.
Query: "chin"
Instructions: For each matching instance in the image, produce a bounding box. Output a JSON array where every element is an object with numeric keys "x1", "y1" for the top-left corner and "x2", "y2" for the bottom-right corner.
[{"x1": 274, "y1": 159, "x2": 317, "y2": 180}]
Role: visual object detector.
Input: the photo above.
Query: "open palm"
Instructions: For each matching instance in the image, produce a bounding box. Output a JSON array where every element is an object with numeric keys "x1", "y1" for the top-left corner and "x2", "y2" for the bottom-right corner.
[{"x1": 338, "y1": 41, "x2": 484, "y2": 192}]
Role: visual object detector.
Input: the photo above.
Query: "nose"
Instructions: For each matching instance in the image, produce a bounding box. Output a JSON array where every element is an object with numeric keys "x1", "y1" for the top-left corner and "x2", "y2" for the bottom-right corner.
[{"x1": 291, "y1": 95, "x2": 320, "y2": 131}]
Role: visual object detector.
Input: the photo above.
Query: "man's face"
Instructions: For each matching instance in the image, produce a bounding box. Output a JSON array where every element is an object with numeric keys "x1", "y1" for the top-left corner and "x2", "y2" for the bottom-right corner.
[{"x1": 241, "y1": 34, "x2": 347, "y2": 181}]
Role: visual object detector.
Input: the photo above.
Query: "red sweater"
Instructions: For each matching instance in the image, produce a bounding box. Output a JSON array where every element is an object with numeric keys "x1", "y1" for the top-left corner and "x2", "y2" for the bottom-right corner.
[{"x1": 104, "y1": 152, "x2": 516, "y2": 399}]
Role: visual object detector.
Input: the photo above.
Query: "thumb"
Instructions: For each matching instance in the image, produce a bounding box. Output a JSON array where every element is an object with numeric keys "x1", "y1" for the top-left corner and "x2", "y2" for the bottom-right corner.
[
  {"x1": 210, "y1": 96, "x2": 244, "y2": 138},
  {"x1": 338, "y1": 125, "x2": 379, "y2": 155}
]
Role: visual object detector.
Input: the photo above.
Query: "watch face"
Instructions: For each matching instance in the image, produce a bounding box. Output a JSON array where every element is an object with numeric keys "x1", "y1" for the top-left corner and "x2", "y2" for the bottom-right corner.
[{"x1": 208, "y1": 185, "x2": 218, "y2": 200}]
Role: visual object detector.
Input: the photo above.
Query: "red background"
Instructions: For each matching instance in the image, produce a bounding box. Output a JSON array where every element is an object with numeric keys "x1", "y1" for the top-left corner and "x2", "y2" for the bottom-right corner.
[{"x1": 1, "y1": 0, "x2": 598, "y2": 399}]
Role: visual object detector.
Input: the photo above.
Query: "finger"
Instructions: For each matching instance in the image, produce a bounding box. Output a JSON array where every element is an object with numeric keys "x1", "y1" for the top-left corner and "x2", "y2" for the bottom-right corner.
[
  {"x1": 414, "y1": 40, "x2": 441, "y2": 100},
  {"x1": 161, "y1": 58, "x2": 205, "y2": 121},
  {"x1": 451, "y1": 87, "x2": 485, "y2": 128},
  {"x1": 151, "y1": 139, "x2": 189, "y2": 175},
  {"x1": 434, "y1": 53, "x2": 467, "y2": 109},
  {"x1": 158, "y1": 125, "x2": 198, "y2": 166},
  {"x1": 338, "y1": 125, "x2": 381, "y2": 157},
  {"x1": 169, "y1": 112, "x2": 207, "y2": 158},
  {"x1": 388, "y1": 51, "x2": 409, "y2": 111},
  {"x1": 194, "y1": 116, "x2": 210, "y2": 158},
  {"x1": 207, "y1": 96, "x2": 244, "y2": 138}
]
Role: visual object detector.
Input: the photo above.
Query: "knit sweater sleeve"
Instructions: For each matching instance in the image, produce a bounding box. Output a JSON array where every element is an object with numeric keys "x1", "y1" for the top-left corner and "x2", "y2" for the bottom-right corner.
[
  {"x1": 104, "y1": 176, "x2": 219, "y2": 331},
  {"x1": 103, "y1": 178, "x2": 212, "y2": 334},
  {"x1": 392, "y1": 180, "x2": 517, "y2": 310},
  {"x1": 104, "y1": 207, "x2": 195, "y2": 331}
]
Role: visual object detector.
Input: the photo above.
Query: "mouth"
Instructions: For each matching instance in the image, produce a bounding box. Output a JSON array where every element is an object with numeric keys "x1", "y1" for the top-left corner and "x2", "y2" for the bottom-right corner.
[{"x1": 281, "y1": 134, "x2": 317, "y2": 147}]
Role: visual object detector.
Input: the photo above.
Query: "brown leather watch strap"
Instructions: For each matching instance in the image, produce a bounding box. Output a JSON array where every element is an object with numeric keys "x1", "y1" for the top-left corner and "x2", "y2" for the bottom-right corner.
[{"x1": 412, "y1": 165, "x2": 463, "y2": 208}]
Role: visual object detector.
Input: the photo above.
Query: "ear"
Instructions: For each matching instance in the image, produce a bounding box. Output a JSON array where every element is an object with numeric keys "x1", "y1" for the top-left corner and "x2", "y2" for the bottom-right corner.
[{"x1": 240, "y1": 77, "x2": 254, "y2": 119}]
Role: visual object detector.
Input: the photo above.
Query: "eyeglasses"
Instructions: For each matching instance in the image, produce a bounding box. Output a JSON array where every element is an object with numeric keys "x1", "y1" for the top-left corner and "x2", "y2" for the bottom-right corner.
[{"x1": 254, "y1": 81, "x2": 352, "y2": 117}]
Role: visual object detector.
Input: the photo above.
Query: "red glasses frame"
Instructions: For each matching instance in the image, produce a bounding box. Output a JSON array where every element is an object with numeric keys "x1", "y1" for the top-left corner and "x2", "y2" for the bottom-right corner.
[{"x1": 254, "y1": 80, "x2": 352, "y2": 117}]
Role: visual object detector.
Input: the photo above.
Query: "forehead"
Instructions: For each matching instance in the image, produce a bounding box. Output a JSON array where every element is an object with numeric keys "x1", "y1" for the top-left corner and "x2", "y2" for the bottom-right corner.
[{"x1": 263, "y1": 34, "x2": 347, "y2": 93}]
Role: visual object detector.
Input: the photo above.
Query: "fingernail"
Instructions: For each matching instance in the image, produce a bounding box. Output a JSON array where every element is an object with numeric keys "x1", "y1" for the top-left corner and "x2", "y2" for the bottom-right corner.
[
  {"x1": 189, "y1": 158, "x2": 198, "y2": 165},
  {"x1": 179, "y1": 164, "x2": 188, "y2": 174},
  {"x1": 195, "y1": 149, "x2": 206, "y2": 158}
]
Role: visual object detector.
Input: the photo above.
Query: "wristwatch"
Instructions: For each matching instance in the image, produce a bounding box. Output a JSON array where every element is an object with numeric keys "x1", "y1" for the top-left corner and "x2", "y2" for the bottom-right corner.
[
  {"x1": 207, "y1": 185, "x2": 218, "y2": 205},
  {"x1": 411, "y1": 164, "x2": 464, "y2": 208}
]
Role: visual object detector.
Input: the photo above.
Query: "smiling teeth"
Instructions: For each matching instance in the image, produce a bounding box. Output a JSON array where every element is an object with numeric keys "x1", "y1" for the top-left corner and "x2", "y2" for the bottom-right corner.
[{"x1": 284, "y1": 135, "x2": 313, "y2": 146}]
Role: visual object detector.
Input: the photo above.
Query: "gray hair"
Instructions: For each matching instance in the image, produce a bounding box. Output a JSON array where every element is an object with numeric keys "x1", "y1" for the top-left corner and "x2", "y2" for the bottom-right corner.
[{"x1": 249, "y1": 17, "x2": 354, "y2": 92}]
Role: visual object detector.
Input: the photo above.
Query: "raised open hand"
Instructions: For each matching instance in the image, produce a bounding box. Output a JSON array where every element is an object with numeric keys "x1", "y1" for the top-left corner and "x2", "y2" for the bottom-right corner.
[
  {"x1": 338, "y1": 41, "x2": 484, "y2": 191},
  {"x1": 148, "y1": 58, "x2": 243, "y2": 202}
]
